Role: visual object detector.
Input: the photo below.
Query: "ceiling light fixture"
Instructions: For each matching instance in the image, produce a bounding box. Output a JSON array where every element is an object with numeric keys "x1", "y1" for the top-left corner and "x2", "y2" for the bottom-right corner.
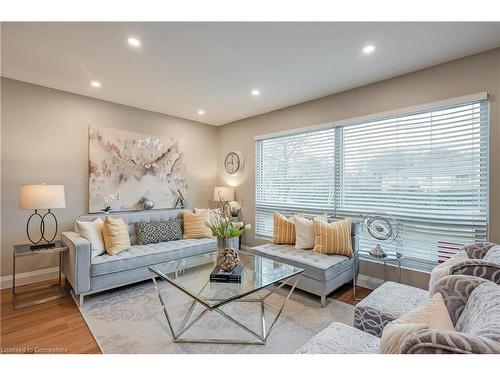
[
  {"x1": 251, "y1": 89, "x2": 260, "y2": 96},
  {"x1": 127, "y1": 37, "x2": 141, "y2": 47},
  {"x1": 197, "y1": 109, "x2": 205, "y2": 115},
  {"x1": 362, "y1": 45, "x2": 376, "y2": 54},
  {"x1": 90, "y1": 81, "x2": 101, "y2": 88}
]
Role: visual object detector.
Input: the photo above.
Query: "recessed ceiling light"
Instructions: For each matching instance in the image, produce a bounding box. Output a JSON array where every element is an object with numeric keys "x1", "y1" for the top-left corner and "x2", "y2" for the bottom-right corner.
[
  {"x1": 90, "y1": 81, "x2": 101, "y2": 88},
  {"x1": 197, "y1": 109, "x2": 205, "y2": 115},
  {"x1": 251, "y1": 89, "x2": 260, "y2": 96},
  {"x1": 362, "y1": 45, "x2": 376, "y2": 54},
  {"x1": 127, "y1": 37, "x2": 141, "y2": 47}
]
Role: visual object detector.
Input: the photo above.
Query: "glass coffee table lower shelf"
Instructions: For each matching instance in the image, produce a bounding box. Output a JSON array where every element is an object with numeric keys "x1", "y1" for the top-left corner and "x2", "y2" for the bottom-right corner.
[
  {"x1": 149, "y1": 250, "x2": 304, "y2": 345},
  {"x1": 352, "y1": 251, "x2": 404, "y2": 301}
]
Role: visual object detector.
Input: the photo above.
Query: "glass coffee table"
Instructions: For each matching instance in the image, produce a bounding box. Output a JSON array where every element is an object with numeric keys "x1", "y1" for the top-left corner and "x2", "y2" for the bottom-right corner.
[{"x1": 149, "y1": 250, "x2": 304, "y2": 345}]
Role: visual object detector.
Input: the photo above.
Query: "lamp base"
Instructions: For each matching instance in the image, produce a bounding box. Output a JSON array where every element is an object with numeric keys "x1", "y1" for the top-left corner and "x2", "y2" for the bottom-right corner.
[{"x1": 30, "y1": 242, "x2": 56, "y2": 251}]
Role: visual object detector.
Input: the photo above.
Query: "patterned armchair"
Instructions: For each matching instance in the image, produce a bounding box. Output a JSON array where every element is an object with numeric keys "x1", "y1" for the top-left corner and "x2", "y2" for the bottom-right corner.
[
  {"x1": 451, "y1": 242, "x2": 500, "y2": 284},
  {"x1": 297, "y1": 275, "x2": 500, "y2": 354},
  {"x1": 354, "y1": 242, "x2": 500, "y2": 337}
]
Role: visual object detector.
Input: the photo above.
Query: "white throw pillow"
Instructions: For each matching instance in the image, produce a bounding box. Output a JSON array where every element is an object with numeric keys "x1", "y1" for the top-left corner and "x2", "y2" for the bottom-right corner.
[
  {"x1": 75, "y1": 218, "x2": 105, "y2": 257},
  {"x1": 294, "y1": 214, "x2": 328, "y2": 249},
  {"x1": 194, "y1": 208, "x2": 221, "y2": 225},
  {"x1": 379, "y1": 293, "x2": 455, "y2": 354},
  {"x1": 428, "y1": 249, "x2": 469, "y2": 295}
]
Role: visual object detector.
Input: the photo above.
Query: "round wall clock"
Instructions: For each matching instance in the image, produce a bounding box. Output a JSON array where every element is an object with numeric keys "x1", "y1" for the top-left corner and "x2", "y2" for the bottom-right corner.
[{"x1": 224, "y1": 151, "x2": 243, "y2": 175}]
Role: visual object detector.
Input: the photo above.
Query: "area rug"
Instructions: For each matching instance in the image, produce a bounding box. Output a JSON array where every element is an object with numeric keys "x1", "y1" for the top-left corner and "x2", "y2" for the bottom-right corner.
[{"x1": 78, "y1": 279, "x2": 355, "y2": 354}]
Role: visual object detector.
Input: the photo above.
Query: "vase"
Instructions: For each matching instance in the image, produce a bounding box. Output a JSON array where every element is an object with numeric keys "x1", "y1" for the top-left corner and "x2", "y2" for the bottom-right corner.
[{"x1": 217, "y1": 238, "x2": 230, "y2": 252}]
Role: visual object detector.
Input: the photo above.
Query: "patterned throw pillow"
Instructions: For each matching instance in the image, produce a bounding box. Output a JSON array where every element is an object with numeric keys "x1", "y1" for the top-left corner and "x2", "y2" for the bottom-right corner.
[
  {"x1": 135, "y1": 219, "x2": 182, "y2": 245},
  {"x1": 313, "y1": 218, "x2": 353, "y2": 257},
  {"x1": 102, "y1": 216, "x2": 131, "y2": 255},
  {"x1": 183, "y1": 210, "x2": 213, "y2": 239},
  {"x1": 271, "y1": 212, "x2": 297, "y2": 245}
]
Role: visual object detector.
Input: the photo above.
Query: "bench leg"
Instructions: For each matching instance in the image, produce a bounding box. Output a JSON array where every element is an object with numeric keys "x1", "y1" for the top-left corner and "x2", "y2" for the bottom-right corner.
[{"x1": 321, "y1": 295, "x2": 326, "y2": 307}]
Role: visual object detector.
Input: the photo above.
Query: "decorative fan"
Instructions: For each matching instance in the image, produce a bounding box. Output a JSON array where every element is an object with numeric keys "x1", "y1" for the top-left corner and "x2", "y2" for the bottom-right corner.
[{"x1": 360, "y1": 213, "x2": 401, "y2": 258}]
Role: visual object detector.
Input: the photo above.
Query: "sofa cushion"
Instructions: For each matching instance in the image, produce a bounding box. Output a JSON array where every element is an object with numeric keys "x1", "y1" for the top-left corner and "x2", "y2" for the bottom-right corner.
[
  {"x1": 455, "y1": 281, "x2": 500, "y2": 341},
  {"x1": 428, "y1": 250, "x2": 469, "y2": 294},
  {"x1": 249, "y1": 243, "x2": 353, "y2": 281},
  {"x1": 296, "y1": 322, "x2": 379, "y2": 354},
  {"x1": 313, "y1": 218, "x2": 353, "y2": 257},
  {"x1": 354, "y1": 281, "x2": 429, "y2": 337},
  {"x1": 91, "y1": 238, "x2": 216, "y2": 276},
  {"x1": 102, "y1": 216, "x2": 131, "y2": 255},
  {"x1": 483, "y1": 245, "x2": 500, "y2": 263},
  {"x1": 135, "y1": 219, "x2": 182, "y2": 245},
  {"x1": 75, "y1": 209, "x2": 187, "y2": 245}
]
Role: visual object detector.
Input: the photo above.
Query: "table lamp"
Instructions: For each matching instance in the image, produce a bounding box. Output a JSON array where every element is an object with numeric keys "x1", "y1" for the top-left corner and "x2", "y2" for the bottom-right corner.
[
  {"x1": 213, "y1": 187, "x2": 234, "y2": 218},
  {"x1": 19, "y1": 184, "x2": 66, "y2": 250}
]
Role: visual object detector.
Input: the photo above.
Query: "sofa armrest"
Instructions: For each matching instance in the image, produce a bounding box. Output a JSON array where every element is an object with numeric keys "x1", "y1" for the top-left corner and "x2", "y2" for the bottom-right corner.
[
  {"x1": 461, "y1": 242, "x2": 496, "y2": 259},
  {"x1": 61, "y1": 231, "x2": 91, "y2": 295},
  {"x1": 400, "y1": 329, "x2": 500, "y2": 354},
  {"x1": 432, "y1": 275, "x2": 486, "y2": 325},
  {"x1": 450, "y1": 259, "x2": 500, "y2": 284}
]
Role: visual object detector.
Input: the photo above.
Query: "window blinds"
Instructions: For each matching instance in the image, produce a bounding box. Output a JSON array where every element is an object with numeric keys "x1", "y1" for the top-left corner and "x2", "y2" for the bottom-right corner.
[
  {"x1": 255, "y1": 98, "x2": 489, "y2": 265},
  {"x1": 255, "y1": 127, "x2": 336, "y2": 236}
]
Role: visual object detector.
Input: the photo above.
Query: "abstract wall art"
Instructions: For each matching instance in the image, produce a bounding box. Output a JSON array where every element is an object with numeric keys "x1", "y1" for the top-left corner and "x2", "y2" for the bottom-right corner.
[{"x1": 88, "y1": 126, "x2": 187, "y2": 212}]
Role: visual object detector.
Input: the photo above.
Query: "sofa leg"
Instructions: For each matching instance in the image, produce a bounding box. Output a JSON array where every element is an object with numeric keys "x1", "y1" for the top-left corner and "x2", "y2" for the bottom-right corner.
[
  {"x1": 321, "y1": 295, "x2": 326, "y2": 307},
  {"x1": 79, "y1": 294, "x2": 84, "y2": 307}
]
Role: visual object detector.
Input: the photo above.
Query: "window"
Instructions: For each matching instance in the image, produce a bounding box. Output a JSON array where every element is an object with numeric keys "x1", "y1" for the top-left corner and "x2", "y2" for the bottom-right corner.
[
  {"x1": 255, "y1": 126, "x2": 336, "y2": 236},
  {"x1": 255, "y1": 96, "x2": 489, "y2": 266}
]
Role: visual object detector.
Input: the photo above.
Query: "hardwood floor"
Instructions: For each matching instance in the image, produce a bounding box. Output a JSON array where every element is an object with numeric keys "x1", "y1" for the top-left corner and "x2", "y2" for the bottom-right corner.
[
  {"x1": 1, "y1": 280, "x2": 100, "y2": 354},
  {"x1": 1, "y1": 279, "x2": 370, "y2": 354}
]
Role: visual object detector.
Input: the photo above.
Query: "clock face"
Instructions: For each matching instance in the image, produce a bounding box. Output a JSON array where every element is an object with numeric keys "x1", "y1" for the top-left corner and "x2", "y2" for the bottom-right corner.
[{"x1": 225, "y1": 152, "x2": 242, "y2": 174}]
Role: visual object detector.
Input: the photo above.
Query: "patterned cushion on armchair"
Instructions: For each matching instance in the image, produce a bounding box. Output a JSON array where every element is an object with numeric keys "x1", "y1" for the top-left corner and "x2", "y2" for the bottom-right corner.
[
  {"x1": 354, "y1": 281, "x2": 429, "y2": 337},
  {"x1": 401, "y1": 276, "x2": 500, "y2": 354},
  {"x1": 447, "y1": 243, "x2": 500, "y2": 285}
]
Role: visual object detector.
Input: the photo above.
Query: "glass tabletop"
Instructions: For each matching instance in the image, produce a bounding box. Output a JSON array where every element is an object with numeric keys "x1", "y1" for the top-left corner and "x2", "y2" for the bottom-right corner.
[
  {"x1": 149, "y1": 250, "x2": 304, "y2": 308},
  {"x1": 358, "y1": 250, "x2": 404, "y2": 261},
  {"x1": 13, "y1": 240, "x2": 67, "y2": 256}
]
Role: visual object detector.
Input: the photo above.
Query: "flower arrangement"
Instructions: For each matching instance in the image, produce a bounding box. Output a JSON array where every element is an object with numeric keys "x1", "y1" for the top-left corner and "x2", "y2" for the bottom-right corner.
[
  {"x1": 205, "y1": 216, "x2": 251, "y2": 239},
  {"x1": 101, "y1": 193, "x2": 119, "y2": 213}
]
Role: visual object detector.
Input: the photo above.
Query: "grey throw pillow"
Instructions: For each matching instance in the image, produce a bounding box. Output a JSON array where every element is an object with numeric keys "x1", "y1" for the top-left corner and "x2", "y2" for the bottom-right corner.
[{"x1": 135, "y1": 219, "x2": 182, "y2": 245}]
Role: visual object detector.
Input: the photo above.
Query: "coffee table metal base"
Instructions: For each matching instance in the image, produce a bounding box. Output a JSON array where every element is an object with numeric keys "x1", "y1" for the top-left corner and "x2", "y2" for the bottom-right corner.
[{"x1": 151, "y1": 274, "x2": 301, "y2": 345}]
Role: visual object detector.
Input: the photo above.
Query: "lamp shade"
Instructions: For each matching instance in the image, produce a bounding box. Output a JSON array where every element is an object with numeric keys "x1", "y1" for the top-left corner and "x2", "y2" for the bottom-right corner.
[
  {"x1": 213, "y1": 186, "x2": 234, "y2": 202},
  {"x1": 19, "y1": 184, "x2": 66, "y2": 210}
]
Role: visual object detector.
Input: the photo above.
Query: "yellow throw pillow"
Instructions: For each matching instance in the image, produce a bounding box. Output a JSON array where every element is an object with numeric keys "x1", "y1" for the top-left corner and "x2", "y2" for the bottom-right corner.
[
  {"x1": 379, "y1": 293, "x2": 455, "y2": 354},
  {"x1": 271, "y1": 212, "x2": 297, "y2": 245},
  {"x1": 183, "y1": 210, "x2": 213, "y2": 239},
  {"x1": 102, "y1": 216, "x2": 131, "y2": 255},
  {"x1": 313, "y1": 219, "x2": 353, "y2": 257}
]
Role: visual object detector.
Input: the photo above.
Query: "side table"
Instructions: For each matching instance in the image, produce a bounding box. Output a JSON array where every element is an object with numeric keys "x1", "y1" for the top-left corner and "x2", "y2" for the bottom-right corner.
[
  {"x1": 352, "y1": 251, "x2": 404, "y2": 301},
  {"x1": 12, "y1": 241, "x2": 68, "y2": 309}
]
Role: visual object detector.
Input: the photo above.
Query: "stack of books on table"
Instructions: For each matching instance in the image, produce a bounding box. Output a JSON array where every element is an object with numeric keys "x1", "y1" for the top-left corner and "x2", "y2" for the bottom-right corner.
[{"x1": 210, "y1": 264, "x2": 243, "y2": 283}]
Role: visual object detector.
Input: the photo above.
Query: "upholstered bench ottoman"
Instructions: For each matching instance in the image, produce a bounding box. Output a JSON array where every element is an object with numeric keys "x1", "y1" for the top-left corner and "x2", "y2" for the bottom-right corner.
[
  {"x1": 296, "y1": 322, "x2": 380, "y2": 354},
  {"x1": 354, "y1": 281, "x2": 429, "y2": 337},
  {"x1": 247, "y1": 243, "x2": 355, "y2": 306}
]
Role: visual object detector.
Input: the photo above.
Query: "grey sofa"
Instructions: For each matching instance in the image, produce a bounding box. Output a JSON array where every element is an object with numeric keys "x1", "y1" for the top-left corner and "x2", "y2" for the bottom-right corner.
[
  {"x1": 247, "y1": 222, "x2": 359, "y2": 307},
  {"x1": 62, "y1": 208, "x2": 219, "y2": 306},
  {"x1": 354, "y1": 242, "x2": 500, "y2": 337},
  {"x1": 297, "y1": 275, "x2": 500, "y2": 354}
]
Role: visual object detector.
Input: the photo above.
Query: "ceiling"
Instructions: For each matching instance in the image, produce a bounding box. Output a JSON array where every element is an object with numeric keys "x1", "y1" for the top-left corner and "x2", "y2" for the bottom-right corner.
[{"x1": 2, "y1": 22, "x2": 500, "y2": 126}]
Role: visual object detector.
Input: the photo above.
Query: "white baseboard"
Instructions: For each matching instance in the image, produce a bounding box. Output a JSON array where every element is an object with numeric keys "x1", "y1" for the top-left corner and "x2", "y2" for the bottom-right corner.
[{"x1": 0, "y1": 266, "x2": 60, "y2": 290}]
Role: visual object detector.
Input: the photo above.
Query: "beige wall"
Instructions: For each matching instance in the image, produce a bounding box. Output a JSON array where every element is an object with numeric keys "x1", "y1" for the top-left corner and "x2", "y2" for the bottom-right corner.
[
  {"x1": 217, "y1": 48, "x2": 500, "y2": 286},
  {"x1": 1, "y1": 78, "x2": 218, "y2": 276}
]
